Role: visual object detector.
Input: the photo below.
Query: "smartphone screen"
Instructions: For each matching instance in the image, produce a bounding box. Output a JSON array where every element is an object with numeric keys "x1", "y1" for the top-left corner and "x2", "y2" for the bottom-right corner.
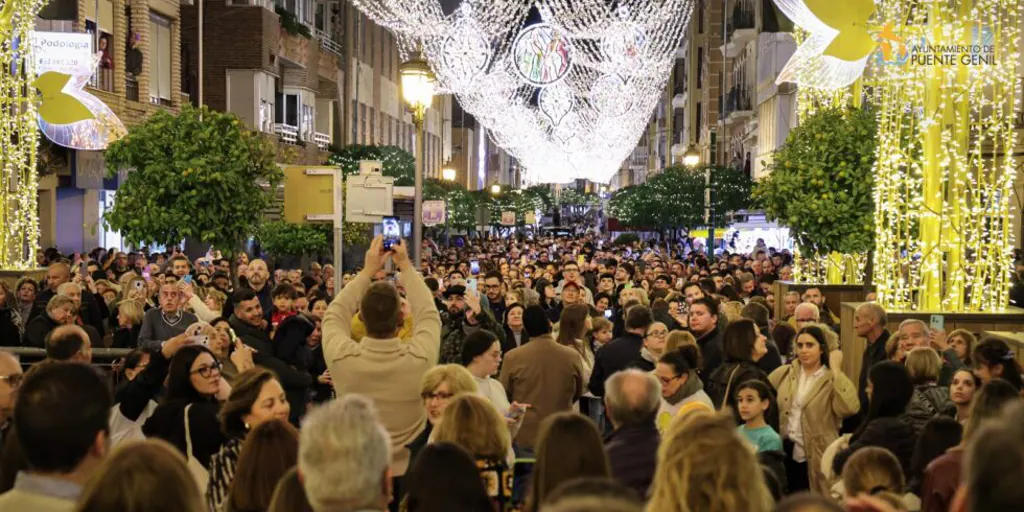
[
  {"x1": 382, "y1": 216, "x2": 400, "y2": 251},
  {"x1": 142, "y1": 269, "x2": 151, "y2": 282},
  {"x1": 603, "y1": 309, "x2": 613, "y2": 319},
  {"x1": 79, "y1": 261, "x2": 88, "y2": 277},
  {"x1": 183, "y1": 274, "x2": 193, "y2": 285},
  {"x1": 470, "y1": 260, "x2": 480, "y2": 275}
]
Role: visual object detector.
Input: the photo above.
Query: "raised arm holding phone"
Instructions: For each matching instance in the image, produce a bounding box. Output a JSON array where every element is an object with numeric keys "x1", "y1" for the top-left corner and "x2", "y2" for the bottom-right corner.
[{"x1": 321, "y1": 235, "x2": 442, "y2": 477}]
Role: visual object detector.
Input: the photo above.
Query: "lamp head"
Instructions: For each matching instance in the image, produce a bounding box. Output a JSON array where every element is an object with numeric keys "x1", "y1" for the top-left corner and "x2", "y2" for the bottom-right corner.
[
  {"x1": 442, "y1": 166, "x2": 456, "y2": 181},
  {"x1": 400, "y1": 51, "x2": 436, "y2": 120},
  {"x1": 490, "y1": 183, "x2": 501, "y2": 195},
  {"x1": 683, "y1": 144, "x2": 700, "y2": 167}
]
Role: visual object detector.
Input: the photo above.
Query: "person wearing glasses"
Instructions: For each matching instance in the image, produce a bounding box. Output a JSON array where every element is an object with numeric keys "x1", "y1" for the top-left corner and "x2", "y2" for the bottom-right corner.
[
  {"x1": 632, "y1": 322, "x2": 669, "y2": 372},
  {"x1": 653, "y1": 346, "x2": 714, "y2": 434},
  {"x1": 143, "y1": 344, "x2": 231, "y2": 482}
]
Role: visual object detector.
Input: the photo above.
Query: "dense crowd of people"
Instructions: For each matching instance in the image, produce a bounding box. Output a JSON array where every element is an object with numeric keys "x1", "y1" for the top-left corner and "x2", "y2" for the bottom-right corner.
[{"x1": 0, "y1": 234, "x2": 1022, "y2": 512}]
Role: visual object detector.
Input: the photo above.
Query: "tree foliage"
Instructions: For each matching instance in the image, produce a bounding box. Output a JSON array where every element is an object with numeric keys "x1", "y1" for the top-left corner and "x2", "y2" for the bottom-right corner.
[
  {"x1": 328, "y1": 144, "x2": 416, "y2": 186},
  {"x1": 423, "y1": 178, "x2": 479, "y2": 231},
  {"x1": 753, "y1": 105, "x2": 877, "y2": 255},
  {"x1": 609, "y1": 165, "x2": 753, "y2": 230},
  {"x1": 103, "y1": 104, "x2": 282, "y2": 253},
  {"x1": 258, "y1": 221, "x2": 330, "y2": 257}
]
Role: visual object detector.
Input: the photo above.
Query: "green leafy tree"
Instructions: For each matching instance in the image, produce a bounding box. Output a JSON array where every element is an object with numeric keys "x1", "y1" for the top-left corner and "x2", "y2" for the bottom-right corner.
[
  {"x1": 423, "y1": 178, "x2": 479, "y2": 231},
  {"x1": 609, "y1": 165, "x2": 752, "y2": 232},
  {"x1": 754, "y1": 105, "x2": 877, "y2": 255},
  {"x1": 328, "y1": 144, "x2": 415, "y2": 186},
  {"x1": 258, "y1": 221, "x2": 330, "y2": 257},
  {"x1": 523, "y1": 185, "x2": 554, "y2": 211},
  {"x1": 103, "y1": 105, "x2": 282, "y2": 253}
]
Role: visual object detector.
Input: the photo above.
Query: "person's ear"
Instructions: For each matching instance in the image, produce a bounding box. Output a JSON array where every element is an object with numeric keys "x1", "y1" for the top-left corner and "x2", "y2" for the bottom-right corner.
[
  {"x1": 383, "y1": 466, "x2": 394, "y2": 504},
  {"x1": 93, "y1": 430, "x2": 108, "y2": 459}
]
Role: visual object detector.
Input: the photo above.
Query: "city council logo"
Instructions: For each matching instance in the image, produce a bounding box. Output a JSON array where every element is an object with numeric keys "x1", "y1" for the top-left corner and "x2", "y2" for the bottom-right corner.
[{"x1": 874, "y1": 23, "x2": 995, "y2": 66}]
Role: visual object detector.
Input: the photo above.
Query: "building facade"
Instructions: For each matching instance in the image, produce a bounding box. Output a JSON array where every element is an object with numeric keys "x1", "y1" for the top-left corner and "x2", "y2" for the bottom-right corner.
[{"x1": 36, "y1": 0, "x2": 185, "y2": 252}]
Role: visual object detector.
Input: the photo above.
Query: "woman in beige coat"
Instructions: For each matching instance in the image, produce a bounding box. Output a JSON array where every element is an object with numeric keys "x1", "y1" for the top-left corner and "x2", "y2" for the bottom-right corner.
[{"x1": 769, "y1": 324, "x2": 859, "y2": 495}]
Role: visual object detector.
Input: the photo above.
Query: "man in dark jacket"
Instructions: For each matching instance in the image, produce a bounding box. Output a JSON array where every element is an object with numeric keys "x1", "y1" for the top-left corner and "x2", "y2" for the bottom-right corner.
[
  {"x1": 853, "y1": 303, "x2": 890, "y2": 411},
  {"x1": 603, "y1": 369, "x2": 661, "y2": 500},
  {"x1": 228, "y1": 289, "x2": 312, "y2": 424},
  {"x1": 589, "y1": 305, "x2": 653, "y2": 397},
  {"x1": 689, "y1": 297, "x2": 725, "y2": 377},
  {"x1": 439, "y1": 286, "x2": 505, "y2": 364},
  {"x1": 30, "y1": 263, "x2": 107, "y2": 337}
]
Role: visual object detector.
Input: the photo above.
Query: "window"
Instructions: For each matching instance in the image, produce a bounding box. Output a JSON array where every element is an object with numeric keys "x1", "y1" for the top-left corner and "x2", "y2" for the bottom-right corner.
[
  {"x1": 695, "y1": 102, "x2": 702, "y2": 143},
  {"x1": 351, "y1": 99, "x2": 358, "y2": 143},
  {"x1": 148, "y1": 12, "x2": 172, "y2": 104},
  {"x1": 369, "y1": 107, "x2": 376, "y2": 144},
  {"x1": 302, "y1": 103, "x2": 313, "y2": 141},
  {"x1": 361, "y1": 104, "x2": 367, "y2": 143},
  {"x1": 696, "y1": 47, "x2": 704, "y2": 89},
  {"x1": 698, "y1": 0, "x2": 705, "y2": 33},
  {"x1": 275, "y1": 92, "x2": 299, "y2": 127}
]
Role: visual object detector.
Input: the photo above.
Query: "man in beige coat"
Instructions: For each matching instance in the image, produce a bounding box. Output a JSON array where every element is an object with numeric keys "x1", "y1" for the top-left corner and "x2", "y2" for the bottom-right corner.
[{"x1": 322, "y1": 236, "x2": 442, "y2": 477}]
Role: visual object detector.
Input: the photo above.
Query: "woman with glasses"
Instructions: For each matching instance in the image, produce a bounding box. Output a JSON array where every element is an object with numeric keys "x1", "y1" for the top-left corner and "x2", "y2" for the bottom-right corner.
[
  {"x1": 633, "y1": 321, "x2": 669, "y2": 372},
  {"x1": 654, "y1": 346, "x2": 714, "y2": 433},
  {"x1": 142, "y1": 344, "x2": 230, "y2": 494},
  {"x1": 207, "y1": 368, "x2": 292, "y2": 512},
  {"x1": 406, "y1": 364, "x2": 478, "y2": 467}
]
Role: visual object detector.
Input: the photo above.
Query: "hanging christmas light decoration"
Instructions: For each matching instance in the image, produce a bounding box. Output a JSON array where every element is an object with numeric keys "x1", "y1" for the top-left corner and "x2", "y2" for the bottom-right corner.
[{"x1": 350, "y1": 0, "x2": 695, "y2": 184}]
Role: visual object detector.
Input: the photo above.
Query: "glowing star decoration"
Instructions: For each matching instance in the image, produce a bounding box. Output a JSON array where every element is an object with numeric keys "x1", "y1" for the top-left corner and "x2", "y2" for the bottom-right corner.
[
  {"x1": 34, "y1": 71, "x2": 94, "y2": 125},
  {"x1": 440, "y1": 7, "x2": 492, "y2": 87},
  {"x1": 511, "y1": 23, "x2": 573, "y2": 87},
  {"x1": 774, "y1": 0, "x2": 878, "y2": 90},
  {"x1": 36, "y1": 53, "x2": 127, "y2": 150}
]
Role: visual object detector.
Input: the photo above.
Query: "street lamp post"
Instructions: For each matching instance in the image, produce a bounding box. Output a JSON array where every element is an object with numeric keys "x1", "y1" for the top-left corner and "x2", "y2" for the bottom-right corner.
[
  {"x1": 704, "y1": 166, "x2": 715, "y2": 261},
  {"x1": 442, "y1": 166, "x2": 456, "y2": 247},
  {"x1": 400, "y1": 50, "x2": 436, "y2": 268}
]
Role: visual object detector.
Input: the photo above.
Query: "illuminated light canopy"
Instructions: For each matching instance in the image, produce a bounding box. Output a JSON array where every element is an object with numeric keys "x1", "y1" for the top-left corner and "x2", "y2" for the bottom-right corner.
[{"x1": 350, "y1": 0, "x2": 695, "y2": 184}]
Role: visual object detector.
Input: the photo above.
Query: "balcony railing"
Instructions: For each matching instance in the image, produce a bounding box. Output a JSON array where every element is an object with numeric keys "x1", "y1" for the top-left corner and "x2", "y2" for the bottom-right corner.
[
  {"x1": 723, "y1": 86, "x2": 753, "y2": 119},
  {"x1": 89, "y1": 67, "x2": 114, "y2": 92},
  {"x1": 150, "y1": 96, "x2": 172, "y2": 107},
  {"x1": 227, "y1": 0, "x2": 274, "y2": 9},
  {"x1": 125, "y1": 77, "x2": 139, "y2": 101},
  {"x1": 314, "y1": 28, "x2": 343, "y2": 56},
  {"x1": 726, "y1": 1, "x2": 756, "y2": 40},
  {"x1": 314, "y1": 132, "x2": 330, "y2": 149},
  {"x1": 275, "y1": 123, "x2": 299, "y2": 144}
]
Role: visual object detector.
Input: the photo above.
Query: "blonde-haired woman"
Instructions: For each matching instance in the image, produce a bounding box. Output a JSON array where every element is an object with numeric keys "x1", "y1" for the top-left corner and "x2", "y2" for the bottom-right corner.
[
  {"x1": 432, "y1": 394, "x2": 514, "y2": 510},
  {"x1": 407, "y1": 364, "x2": 478, "y2": 464},
  {"x1": 904, "y1": 347, "x2": 951, "y2": 435},
  {"x1": 648, "y1": 412, "x2": 774, "y2": 512},
  {"x1": 841, "y1": 447, "x2": 917, "y2": 511},
  {"x1": 619, "y1": 287, "x2": 649, "y2": 307},
  {"x1": 75, "y1": 439, "x2": 206, "y2": 512},
  {"x1": 113, "y1": 300, "x2": 145, "y2": 348},
  {"x1": 665, "y1": 330, "x2": 697, "y2": 356}
]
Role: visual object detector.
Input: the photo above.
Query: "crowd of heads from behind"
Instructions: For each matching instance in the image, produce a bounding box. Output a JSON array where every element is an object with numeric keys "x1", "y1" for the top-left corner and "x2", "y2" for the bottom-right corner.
[{"x1": 0, "y1": 235, "x2": 1022, "y2": 512}]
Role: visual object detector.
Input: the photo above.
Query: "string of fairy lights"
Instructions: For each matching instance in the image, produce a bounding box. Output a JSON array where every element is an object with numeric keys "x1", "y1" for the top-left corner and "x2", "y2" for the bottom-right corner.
[
  {"x1": 870, "y1": 0, "x2": 1020, "y2": 312},
  {"x1": 0, "y1": 0, "x2": 45, "y2": 270}
]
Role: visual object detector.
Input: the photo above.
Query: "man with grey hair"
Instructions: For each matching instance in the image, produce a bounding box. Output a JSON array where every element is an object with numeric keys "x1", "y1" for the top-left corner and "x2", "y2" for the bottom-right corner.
[
  {"x1": 853, "y1": 302, "x2": 890, "y2": 413},
  {"x1": 896, "y1": 318, "x2": 963, "y2": 385},
  {"x1": 299, "y1": 394, "x2": 392, "y2": 512},
  {"x1": 603, "y1": 369, "x2": 661, "y2": 500},
  {"x1": 791, "y1": 302, "x2": 820, "y2": 332}
]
